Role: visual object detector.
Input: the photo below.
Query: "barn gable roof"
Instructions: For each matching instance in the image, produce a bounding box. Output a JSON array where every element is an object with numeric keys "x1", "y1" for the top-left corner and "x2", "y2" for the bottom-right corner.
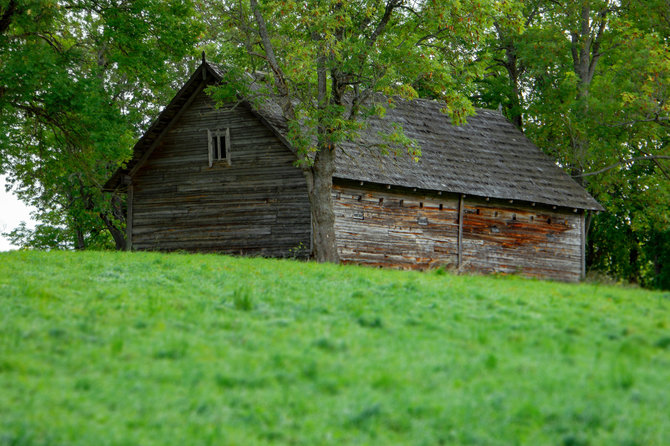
[
  {"x1": 105, "y1": 61, "x2": 603, "y2": 211},
  {"x1": 340, "y1": 101, "x2": 604, "y2": 210}
]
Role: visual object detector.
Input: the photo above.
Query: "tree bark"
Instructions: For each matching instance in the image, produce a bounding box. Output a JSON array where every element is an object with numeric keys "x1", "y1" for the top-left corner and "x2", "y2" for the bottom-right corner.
[
  {"x1": 570, "y1": 4, "x2": 607, "y2": 99},
  {"x1": 503, "y1": 41, "x2": 523, "y2": 130},
  {"x1": 249, "y1": 0, "x2": 295, "y2": 120},
  {"x1": 99, "y1": 202, "x2": 126, "y2": 251},
  {"x1": 74, "y1": 228, "x2": 86, "y2": 250},
  {"x1": 305, "y1": 146, "x2": 339, "y2": 263},
  {"x1": 0, "y1": 0, "x2": 18, "y2": 35},
  {"x1": 567, "y1": 3, "x2": 609, "y2": 184},
  {"x1": 306, "y1": 38, "x2": 339, "y2": 262},
  {"x1": 492, "y1": 22, "x2": 524, "y2": 130}
]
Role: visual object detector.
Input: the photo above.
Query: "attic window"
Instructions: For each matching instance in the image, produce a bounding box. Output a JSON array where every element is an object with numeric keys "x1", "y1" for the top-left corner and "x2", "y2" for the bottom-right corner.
[{"x1": 207, "y1": 129, "x2": 231, "y2": 166}]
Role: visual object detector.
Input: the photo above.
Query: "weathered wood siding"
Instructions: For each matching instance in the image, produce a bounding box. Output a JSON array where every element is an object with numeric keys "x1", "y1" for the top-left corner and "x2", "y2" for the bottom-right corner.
[
  {"x1": 333, "y1": 182, "x2": 583, "y2": 281},
  {"x1": 459, "y1": 200, "x2": 583, "y2": 281},
  {"x1": 130, "y1": 85, "x2": 311, "y2": 257},
  {"x1": 334, "y1": 184, "x2": 460, "y2": 268}
]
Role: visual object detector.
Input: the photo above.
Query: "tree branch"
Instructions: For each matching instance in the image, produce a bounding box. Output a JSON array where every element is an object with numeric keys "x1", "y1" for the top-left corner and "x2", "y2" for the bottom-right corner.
[
  {"x1": 367, "y1": 0, "x2": 402, "y2": 47},
  {"x1": 0, "y1": 0, "x2": 19, "y2": 35},
  {"x1": 249, "y1": 0, "x2": 294, "y2": 120},
  {"x1": 574, "y1": 156, "x2": 670, "y2": 177},
  {"x1": 604, "y1": 115, "x2": 669, "y2": 127}
]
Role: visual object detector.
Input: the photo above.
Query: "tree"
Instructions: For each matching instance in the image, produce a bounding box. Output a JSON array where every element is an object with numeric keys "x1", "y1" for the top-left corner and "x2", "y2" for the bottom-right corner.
[
  {"x1": 207, "y1": 0, "x2": 518, "y2": 261},
  {"x1": 0, "y1": 0, "x2": 201, "y2": 249},
  {"x1": 474, "y1": 0, "x2": 670, "y2": 287}
]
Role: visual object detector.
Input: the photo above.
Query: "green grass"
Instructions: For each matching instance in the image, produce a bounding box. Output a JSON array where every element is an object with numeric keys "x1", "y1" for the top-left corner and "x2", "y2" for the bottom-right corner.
[{"x1": 1, "y1": 250, "x2": 669, "y2": 445}]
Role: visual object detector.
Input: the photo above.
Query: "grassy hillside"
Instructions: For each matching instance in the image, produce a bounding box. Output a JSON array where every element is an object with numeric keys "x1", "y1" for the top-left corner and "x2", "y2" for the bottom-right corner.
[{"x1": 1, "y1": 251, "x2": 669, "y2": 445}]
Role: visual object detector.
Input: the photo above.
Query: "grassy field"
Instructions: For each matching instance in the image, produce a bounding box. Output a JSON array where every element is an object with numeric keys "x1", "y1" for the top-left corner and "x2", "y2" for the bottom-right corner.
[{"x1": 1, "y1": 250, "x2": 669, "y2": 445}]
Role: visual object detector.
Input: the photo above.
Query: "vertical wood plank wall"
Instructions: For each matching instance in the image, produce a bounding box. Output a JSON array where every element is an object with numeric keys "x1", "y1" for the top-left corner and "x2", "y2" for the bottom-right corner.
[
  {"x1": 130, "y1": 88, "x2": 311, "y2": 257},
  {"x1": 126, "y1": 183, "x2": 134, "y2": 252},
  {"x1": 333, "y1": 183, "x2": 583, "y2": 282}
]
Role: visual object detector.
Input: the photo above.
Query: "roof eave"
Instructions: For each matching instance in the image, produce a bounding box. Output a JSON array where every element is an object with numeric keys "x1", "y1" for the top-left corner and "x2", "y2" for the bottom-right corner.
[{"x1": 332, "y1": 175, "x2": 605, "y2": 212}]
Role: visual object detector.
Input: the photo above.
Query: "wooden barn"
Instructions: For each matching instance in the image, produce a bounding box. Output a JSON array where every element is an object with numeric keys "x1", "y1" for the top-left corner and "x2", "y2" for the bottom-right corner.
[{"x1": 104, "y1": 61, "x2": 603, "y2": 282}]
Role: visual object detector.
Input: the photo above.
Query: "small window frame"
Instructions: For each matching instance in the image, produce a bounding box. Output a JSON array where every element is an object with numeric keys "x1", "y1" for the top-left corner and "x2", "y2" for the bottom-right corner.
[{"x1": 207, "y1": 128, "x2": 231, "y2": 167}]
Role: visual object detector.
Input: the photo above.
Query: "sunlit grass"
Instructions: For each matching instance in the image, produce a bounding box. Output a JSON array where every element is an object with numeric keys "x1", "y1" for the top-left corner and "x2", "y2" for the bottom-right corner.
[{"x1": 1, "y1": 250, "x2": 669, "y2": 445}]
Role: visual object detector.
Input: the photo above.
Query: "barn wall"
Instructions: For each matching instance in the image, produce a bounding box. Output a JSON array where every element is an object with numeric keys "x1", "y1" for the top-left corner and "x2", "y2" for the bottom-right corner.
[
  {"x1": 333, "y1": 184, "x2": 459, "y2": 268},
  {"x1": 459, "y1": 199, "x2": 583, "y2": 281},
  {"x1": 333, "y1": 182, "x2": 583, "y2": 281},
  {"x1": 130, "y1": 85, "x2": 311, "y2": 257}
]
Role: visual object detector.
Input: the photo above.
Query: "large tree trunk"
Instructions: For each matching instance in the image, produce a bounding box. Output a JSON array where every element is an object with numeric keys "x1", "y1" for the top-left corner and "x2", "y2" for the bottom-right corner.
[
  {"x1": 74, "y1": 228, "x2": 86, "y2": 250},
  {"x1": 503, "y1": 41, "x2": 523, "y2": 130},
  {"x1": 567, "y1": 3, "x2": 608, "y2": 185},
  {"x1": 305, "y1": 146, "x2": 339, "y2": 263},
  {"x1": 100, "y1": 212, "x2": 126, "y2": 250}
]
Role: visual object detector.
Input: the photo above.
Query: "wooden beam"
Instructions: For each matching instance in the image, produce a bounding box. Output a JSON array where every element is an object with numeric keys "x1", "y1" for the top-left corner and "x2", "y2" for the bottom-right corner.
[
  {"x1": 580, "y1": 211, "x2": 586, "y2": 280},
  {"x1": 126, "y1": 183, "x2": 134, "y2": 252},
  {"x1": 309, "y1": 211, "x2": 314, "y2": 257},
  {"x1": 128, "y1": 81, "x2": 207, "y2": 178},
  {"x1": 457, "y1": 195, "x2": 464, "y2": 270}
]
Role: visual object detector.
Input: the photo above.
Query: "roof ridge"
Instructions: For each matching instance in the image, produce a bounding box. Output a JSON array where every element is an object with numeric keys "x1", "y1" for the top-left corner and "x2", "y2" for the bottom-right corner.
[{"x1": 104, "y1": 61, "x2": 603, "y2": 211}]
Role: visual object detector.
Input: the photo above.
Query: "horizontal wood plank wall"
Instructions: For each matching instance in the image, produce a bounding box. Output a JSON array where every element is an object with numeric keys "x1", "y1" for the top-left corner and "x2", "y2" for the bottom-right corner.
[
  {"x1": 333, "y1": 183, "x2": 582, "y2": 281},
  {"x1": 131, "y1": 87, "x2": 311, "y2": 257},
  {"x1": 460, "y1": 200, "x2": 582, "y2": 282},
  {"x1": 333, "y1": 184, "x2": 460, "y2": 268}
]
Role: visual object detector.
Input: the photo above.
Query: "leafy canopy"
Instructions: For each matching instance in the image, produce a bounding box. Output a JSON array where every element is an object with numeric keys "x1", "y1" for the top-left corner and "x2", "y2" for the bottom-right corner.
[
  {"x1": 208, "y1": 0, "x2": 522, "y2": 162},
  {"x1": 0, "y1": 0, "x2": 202, "y2": 249}
]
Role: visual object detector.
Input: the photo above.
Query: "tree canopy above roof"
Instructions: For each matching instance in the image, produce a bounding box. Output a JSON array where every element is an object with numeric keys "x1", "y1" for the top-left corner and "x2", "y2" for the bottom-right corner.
[{"x1": 106, "y1": 61, "x2": 603, "y2": 211}]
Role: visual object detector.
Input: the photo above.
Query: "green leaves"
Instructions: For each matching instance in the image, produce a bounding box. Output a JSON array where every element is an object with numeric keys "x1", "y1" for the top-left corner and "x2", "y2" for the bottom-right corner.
[
  {"x1": 209, "y1": 0, "x2": 503, "y2": 165},
  {"x1": 473, "y1": 0, "x2": 670, "y2": 288},
  {"x1": 0, "y1": 0, "x2": 202, "y2": 249}
]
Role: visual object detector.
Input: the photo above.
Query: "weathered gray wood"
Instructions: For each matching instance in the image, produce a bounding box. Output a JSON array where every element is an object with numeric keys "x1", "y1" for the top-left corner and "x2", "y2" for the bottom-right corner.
[
  {"x1": 207, "y1": 129, "x2": 213, "y2": 167},
  {"x1": 126, "y1": 183, "x2": 134, "y2": 252},
  {"x1": 333, "y1": 183, "x2": 460, "y2": 269},
  {"x1": 129, "y1": 82, "x2": 206, "y2": 178},
  {"x1": 332, "y1": 182, "x2": 583, "y2": 281},
  {"x1": 119, "y1": 63, "x2": 587, "y2": 281},
  {"x1": 130, "y1": 88, "x2": 311, "y2": 257},
  {"x1": 581, "y1": 212, "x2": 586, "y2": 280},
  {"x1": 458, "y1": 195, "x2": 464, "y2": 270},
  {"x1": 225, "y1": 127, "x2": 231, "y2": 165}
]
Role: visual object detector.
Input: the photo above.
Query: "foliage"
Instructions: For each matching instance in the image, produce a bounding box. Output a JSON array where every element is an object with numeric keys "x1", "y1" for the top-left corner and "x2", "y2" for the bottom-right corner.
[
  {"x1": 2, "y1": 0, "x2": 668, "y2": 288},
  {"x1": 202, "y1": 0, "x2": 520, "y2": 261},
  {"x1": 217, "y1": 0, "x2": 524, "y2": 153},
  {"x1": 473, "y1": 0, "x2": 670, "y2": 288},
  {"x1": 0, "y1": 0, "x2": 202, "y2": 249},
  {"x1": 1, "y1": 250, "x2": 670, "y2": 444}
]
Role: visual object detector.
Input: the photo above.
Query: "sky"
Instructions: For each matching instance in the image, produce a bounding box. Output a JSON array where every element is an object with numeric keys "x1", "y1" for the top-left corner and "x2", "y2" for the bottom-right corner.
[{"x1": 0, "y1": 175, "x2": 36, "y2": 251}]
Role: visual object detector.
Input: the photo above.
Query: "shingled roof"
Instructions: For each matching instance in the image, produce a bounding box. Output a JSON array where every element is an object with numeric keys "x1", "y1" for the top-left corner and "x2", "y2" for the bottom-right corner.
[
  {"x1": 105, "y1": 61, "x2": 603, "y2": 211},
  {"x1": 348, "y1": 103, "x2": 605, "y2": 210}
]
